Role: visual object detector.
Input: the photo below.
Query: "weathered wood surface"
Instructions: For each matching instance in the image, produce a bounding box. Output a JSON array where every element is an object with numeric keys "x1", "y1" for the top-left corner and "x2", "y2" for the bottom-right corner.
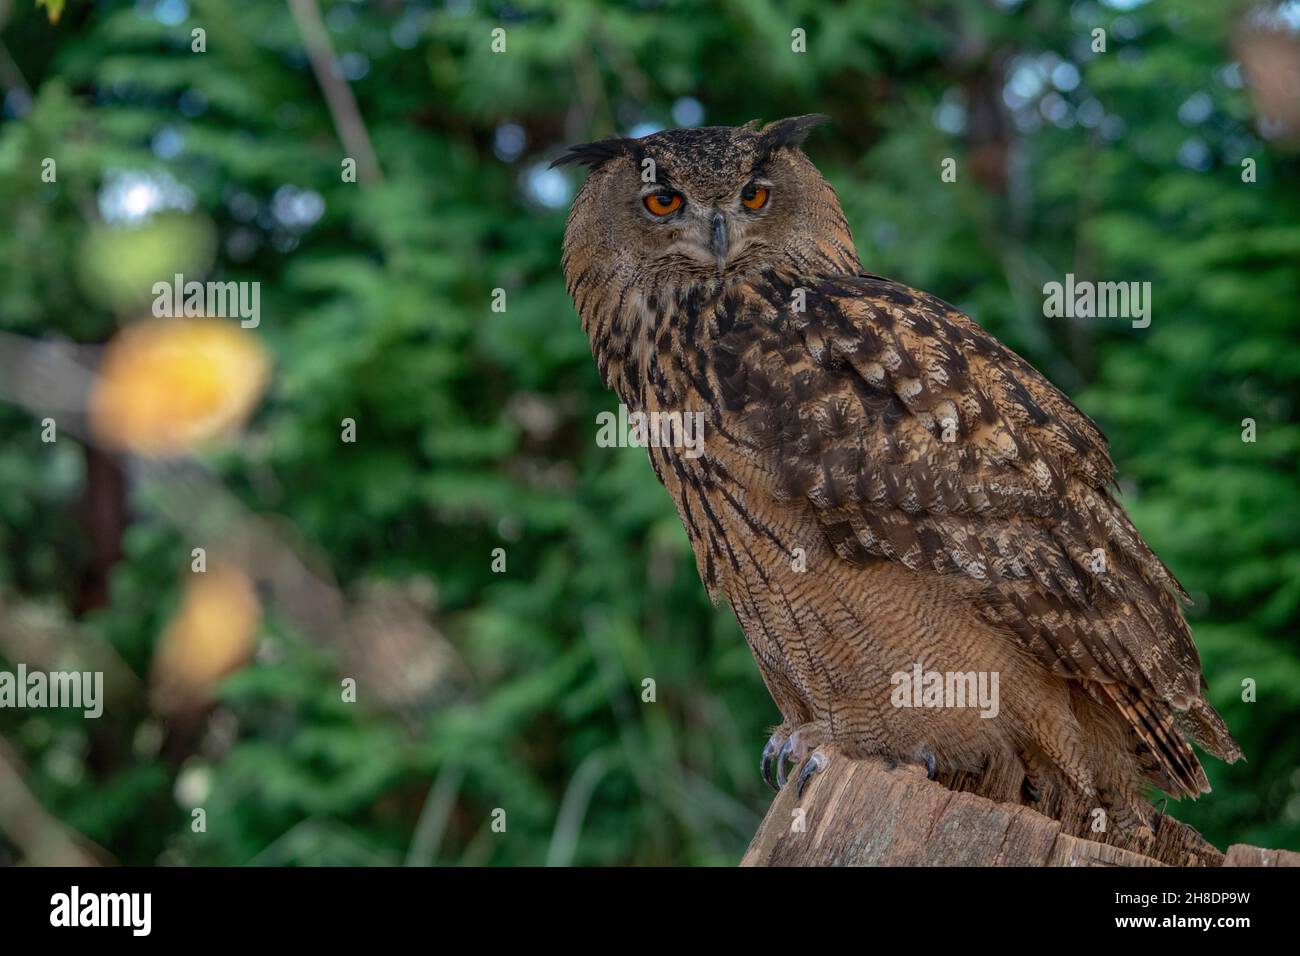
[
  {"x1": 1223, "y1": 843, "x2": 1300, "y2": 867},
  {"x1": 741, "y1": 753, "x2": 1294, "y2": 867}
]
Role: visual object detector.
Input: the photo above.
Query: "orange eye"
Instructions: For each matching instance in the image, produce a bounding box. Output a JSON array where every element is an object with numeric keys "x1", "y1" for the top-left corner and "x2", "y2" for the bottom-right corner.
[
  {"x1": 643, "y1": 191, "x2": 683, "y2": 216},
  {"x1": 741, "y1": 184, "x2": 769, "y2": 209}
]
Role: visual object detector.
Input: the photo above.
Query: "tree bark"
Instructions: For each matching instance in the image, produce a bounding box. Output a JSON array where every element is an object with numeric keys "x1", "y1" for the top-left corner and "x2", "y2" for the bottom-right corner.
[{"x1": 742, "y1": 754, "x2": 1298, "y2": 867}]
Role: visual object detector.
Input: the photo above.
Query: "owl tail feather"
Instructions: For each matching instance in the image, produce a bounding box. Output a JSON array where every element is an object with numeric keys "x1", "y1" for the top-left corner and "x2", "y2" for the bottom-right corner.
[{"x1": 1099, "y1": 682, "x2": 1211, "y2": 798}]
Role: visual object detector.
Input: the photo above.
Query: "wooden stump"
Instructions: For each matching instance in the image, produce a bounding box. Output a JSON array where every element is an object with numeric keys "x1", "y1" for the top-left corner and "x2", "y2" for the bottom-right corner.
[{"x1": 741, "y1": 753, "x2": 1298, "y2": 867}]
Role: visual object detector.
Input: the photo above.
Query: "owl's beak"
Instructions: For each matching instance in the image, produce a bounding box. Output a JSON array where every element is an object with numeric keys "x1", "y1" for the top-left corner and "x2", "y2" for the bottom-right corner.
[{"x1": 710, "y1": 211, "x2": 729, "y2": 271}]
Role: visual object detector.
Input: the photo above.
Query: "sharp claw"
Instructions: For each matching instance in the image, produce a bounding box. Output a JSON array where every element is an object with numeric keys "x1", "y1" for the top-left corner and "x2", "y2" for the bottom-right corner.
[
  {"x1": 795, "y1": 751, "x2": 827, "y2": 799},
  {"x1": 760, "y1": 734, "x2": 781, "y2": 792},
  {"x1": 776, "y1": 736, "x2": 796, "y2": 789},
  {"x1": 1023, "y1": 778, "x2": 1041, "y2": 802},
  {"x1": 921, "y1": 746, "x2": 938, "y2": 781}
]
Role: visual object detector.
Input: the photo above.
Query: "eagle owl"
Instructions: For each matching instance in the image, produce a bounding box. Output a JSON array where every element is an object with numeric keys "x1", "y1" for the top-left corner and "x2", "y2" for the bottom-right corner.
[{"x1": 556, "y1": 115, "x2": 1240, "y2": 849}]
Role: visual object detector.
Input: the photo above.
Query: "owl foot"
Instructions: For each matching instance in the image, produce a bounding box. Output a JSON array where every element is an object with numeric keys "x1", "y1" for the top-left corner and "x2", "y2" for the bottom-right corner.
[
  {"x1": 762, "y1": 722, "x2": 828, "y2": 792},
  {"x1": 1018, "y1": 748, "x2": 1047, "y2": 804},
  {"x1": 1097, "y1": 787, "x2": 1157, "y2": 853}
]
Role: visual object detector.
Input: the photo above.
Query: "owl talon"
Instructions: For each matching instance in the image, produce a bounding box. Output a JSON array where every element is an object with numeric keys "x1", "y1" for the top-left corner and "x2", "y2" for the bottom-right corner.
[
  {"x1": 771, "y1": 723, "x2": 827, "y2": 790},
  {"x1": 1023, "y1": 778, "x2": 1041, "y2": 802},
  {"x1": 795, "y1": 751, "x2": 827, "y2": 798},
  {"x1": 921, "y1": 746, "x2": 938, "y2": 781},
  {"x1": 760, "y1": 733, "x2": 783, "y2": 792},
  {"x1": 776, "y1": 736, "x2": 797, "y2": 789}
]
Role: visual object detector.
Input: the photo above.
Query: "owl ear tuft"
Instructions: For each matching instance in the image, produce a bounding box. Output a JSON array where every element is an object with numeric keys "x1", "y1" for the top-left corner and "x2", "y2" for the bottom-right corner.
[
  {"x1": 549, "y1": 137, "x2": 638, "y2": 170},
  {"x1": 757, "y1": 114, "x2": 829, "y2": 152}
]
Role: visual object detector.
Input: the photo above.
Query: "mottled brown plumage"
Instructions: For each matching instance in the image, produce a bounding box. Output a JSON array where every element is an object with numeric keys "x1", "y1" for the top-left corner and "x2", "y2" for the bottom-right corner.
[{"x1": 557, "y1": 117, "x2": 1241, "y2": 850}]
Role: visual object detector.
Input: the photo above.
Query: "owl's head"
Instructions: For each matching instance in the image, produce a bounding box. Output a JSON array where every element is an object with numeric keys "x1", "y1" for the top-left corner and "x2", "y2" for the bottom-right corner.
[{"x1": 554, "y1": 116, "x2": 859, "y2": 295}]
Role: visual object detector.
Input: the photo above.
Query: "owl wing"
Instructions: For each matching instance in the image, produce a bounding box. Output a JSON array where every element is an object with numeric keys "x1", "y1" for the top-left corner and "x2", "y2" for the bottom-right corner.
[{"x1": 711, "y1": 272, "x2": 1239, "y2": 792}]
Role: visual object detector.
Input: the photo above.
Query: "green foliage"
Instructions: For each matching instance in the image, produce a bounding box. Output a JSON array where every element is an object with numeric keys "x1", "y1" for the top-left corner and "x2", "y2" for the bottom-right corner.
[{"x1": 0, "y1": 0, "x2": 1296, "y2": 864}]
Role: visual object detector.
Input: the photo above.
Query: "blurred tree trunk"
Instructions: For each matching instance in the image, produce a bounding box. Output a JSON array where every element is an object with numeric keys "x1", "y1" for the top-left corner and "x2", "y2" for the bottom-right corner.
[{"x1": 73, "y1": 443, "x2": 126, "y2": 616}]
